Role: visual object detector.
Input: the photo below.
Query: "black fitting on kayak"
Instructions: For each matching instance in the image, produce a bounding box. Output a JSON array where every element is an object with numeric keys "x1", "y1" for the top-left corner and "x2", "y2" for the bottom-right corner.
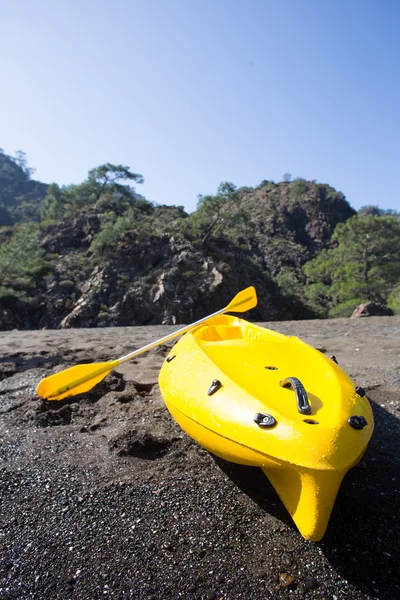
[
  {"x1": 166, "y1": 355, "x2": 176, "y2": 363},
  {"x1": 354, "y1": 386, "x2": 366, "y2": 397},
  {"x1": 280, "y1": 377, "x2": 311, "y2": 415},
  {"x1": 348, "y1": 415, "x2": 368, "y2": 430},
  {"x1": 254, "y1": 413, "x2": 276, "y2": 428},
  {"x1": 330, "y1": 355, "x2": 338, "y2": 364},
  {"x1": 207, "y1": 379, "x2": 222, "y2": 396}
]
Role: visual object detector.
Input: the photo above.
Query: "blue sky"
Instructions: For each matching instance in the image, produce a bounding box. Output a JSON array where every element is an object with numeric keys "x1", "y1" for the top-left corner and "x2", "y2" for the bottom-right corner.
[{"x1": 1, "y1": 0, "x2": 399, "y2": 213}]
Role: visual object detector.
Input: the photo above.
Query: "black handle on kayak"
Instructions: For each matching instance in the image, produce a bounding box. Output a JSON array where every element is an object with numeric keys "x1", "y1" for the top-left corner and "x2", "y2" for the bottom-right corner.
[{"x1": 280, "y1": 377, "x2": 311, "y2": 415}]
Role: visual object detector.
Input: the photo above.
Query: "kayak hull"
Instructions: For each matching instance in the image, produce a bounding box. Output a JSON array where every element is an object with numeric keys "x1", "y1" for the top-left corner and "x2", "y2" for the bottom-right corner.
[
  {"x1": 165, "y1": 402, "x2": 359, "y2": 541},
  {"x1": 159, "y1": 315, "x2": 374, "y2": 541}
]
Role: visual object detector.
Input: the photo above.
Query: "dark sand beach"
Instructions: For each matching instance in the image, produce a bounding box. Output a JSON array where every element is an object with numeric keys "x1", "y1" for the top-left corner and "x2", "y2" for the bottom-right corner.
[{"x1": 0, "y1": 317, "x2": 399, "y2": 599}]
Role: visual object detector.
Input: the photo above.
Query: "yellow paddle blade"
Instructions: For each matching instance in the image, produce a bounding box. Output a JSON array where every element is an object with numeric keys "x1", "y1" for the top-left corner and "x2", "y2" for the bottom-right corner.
[
  {"x1": 36, "y1": 360, "x2": 120, "y2": 401},
  {"x1": 226, "y1": 286, "x2": 257, "y2": 313}
]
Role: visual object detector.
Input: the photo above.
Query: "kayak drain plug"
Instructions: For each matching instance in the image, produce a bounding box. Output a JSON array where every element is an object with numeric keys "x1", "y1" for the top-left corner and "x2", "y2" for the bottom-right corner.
[
  {"x1": 208, "y1": 379, "x2": 222, "y2": 395},
  {"x1": 348, "y1": 416, "x2": 368, "y2": 430},
  {"x1": 254, "y1": 413, "x2": 277, "y2": 428}
]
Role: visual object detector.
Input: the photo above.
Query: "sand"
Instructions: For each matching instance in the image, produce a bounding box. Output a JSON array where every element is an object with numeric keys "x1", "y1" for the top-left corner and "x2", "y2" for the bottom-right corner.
[{"x1": 0, "y1": 316, "x2": 399, "y2": 599}]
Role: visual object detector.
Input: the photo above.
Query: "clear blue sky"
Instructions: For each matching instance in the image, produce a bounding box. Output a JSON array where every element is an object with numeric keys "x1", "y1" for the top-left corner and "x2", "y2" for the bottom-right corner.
[{"x1": 1, "y1": 0, "x2": 399, "y2": 213}]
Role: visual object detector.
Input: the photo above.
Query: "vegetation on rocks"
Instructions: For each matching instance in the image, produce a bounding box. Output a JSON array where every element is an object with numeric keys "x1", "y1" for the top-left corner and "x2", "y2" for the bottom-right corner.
[
  {"x1": 0, "y1": 147, "x2": 399, "y2": 329},
  {"x1": 304, "y1": 215, "x2": 400, "y2": 317}
]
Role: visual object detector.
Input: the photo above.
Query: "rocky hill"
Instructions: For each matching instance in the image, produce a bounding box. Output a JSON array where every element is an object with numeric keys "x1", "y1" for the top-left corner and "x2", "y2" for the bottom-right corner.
[
  {"x1": 236, "y1": 179, "x2": 356, "y2": 274},
  {"x1": 1, "y1": 204, "x2": 291, "y2": 330},
  {"x1": 3, "y1": 151, "x2": 396, "y2": 330}
]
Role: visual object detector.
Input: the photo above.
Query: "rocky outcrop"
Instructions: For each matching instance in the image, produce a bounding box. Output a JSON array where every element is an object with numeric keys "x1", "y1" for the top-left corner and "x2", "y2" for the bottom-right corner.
[
  {"x1": 58, "y1": 234, "x2": 288, "y2": 329},
  {"x1": 240, "y1": 181, "x2": 356, "y2": 276},
  {"x1": 0, "y1": 308, "x2": 17, "y2": 330},
  {"x1": 39, "y1": 213, "x2": 101, "y2": 254},
  {"x1": 351, "y1": 302, "x2": 393, "y2": 318}
]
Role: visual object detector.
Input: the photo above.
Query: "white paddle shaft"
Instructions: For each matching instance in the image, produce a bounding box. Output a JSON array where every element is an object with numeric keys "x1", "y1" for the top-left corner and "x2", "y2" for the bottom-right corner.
[{"x1": 117, "y1": 306, "x2": 226, "y2": 364}]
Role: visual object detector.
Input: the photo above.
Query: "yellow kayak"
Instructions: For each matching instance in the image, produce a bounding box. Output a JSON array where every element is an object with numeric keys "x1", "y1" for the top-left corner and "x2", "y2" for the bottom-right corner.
[{"x1": 158, "y1": 315, "x2": 374, "y2": 541}]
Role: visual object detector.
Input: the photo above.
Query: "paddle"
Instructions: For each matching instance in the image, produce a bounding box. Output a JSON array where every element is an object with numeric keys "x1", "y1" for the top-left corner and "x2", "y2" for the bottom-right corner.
[{"x1": 36, "y1": 286, "x2": 257, "y2": 401}]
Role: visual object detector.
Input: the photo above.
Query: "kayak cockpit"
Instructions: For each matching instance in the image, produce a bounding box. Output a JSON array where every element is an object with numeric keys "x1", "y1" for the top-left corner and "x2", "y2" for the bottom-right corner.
[{"x1": 197, "y1": 316, "x2": 288, "y2": 343}]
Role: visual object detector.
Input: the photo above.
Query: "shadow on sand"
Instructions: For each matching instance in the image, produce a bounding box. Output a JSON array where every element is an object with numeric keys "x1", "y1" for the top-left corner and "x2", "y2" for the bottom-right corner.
[
  {"x1": 0, "y1": 353, "x2": 65, "y2": 377},
  {"x1": 214, "y1": 388, "x2": 399, "y2": 600}
]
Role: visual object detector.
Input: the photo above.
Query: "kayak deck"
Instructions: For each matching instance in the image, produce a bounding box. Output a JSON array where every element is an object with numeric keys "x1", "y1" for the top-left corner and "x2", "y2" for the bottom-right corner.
[{"x1": 195, "y1": 321, "x2": 350, "y2": 426}]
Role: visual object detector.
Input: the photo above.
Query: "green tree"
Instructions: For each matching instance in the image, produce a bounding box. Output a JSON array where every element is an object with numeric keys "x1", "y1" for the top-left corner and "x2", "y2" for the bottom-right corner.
[
  {"x1": 39, "y1": 163, "x2": 145, "y2": 220},
  {"x1": 84, "y1": 163, "x2": 143, "y2": 206},
  {"x1": 40, "y1": 183, "x2": 70, "y2": 220},
  {"x1": 13, "y1": 150, "x2": 35, "y2": 178},
  {"x1": 388, "y1": 284, "x2": 400, "y2": 314},
  {"x1": 0, "y1": 149, "x2": 46, "y2": 225},
  {"x1": 289, "y1": 178, "x2": 308, "y2": 200},
  {"x1": 0, "y1": 223, "x2": 52, "y2": 298},
  {"x1": 70, "y1": 163, "x2": 143, "y2": 208},
  {"x1": 187, "y1": 182, "x2": 250, "y2": 245},
  {"x1": 90, "y1": 208, "x2": 140, "y2": 257},
  {"x1": 304, "y1": 215, "x2": 400, "y2": 316},
  {"x1": 88, "y1": 163, "x2": 144, "y2": 193}
]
